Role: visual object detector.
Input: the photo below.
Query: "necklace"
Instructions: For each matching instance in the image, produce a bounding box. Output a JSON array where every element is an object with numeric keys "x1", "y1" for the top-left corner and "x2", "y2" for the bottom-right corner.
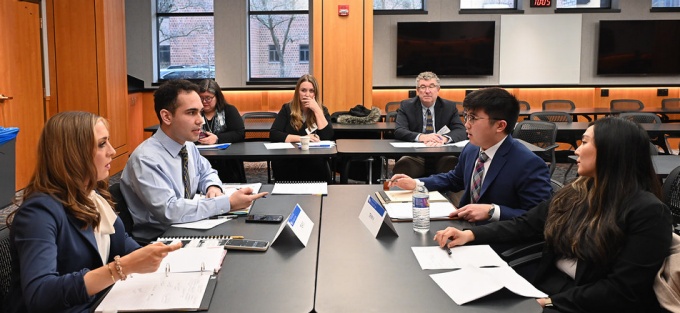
[{"x1": 204, "y1": 116, "x2": 215, "y2": 133}]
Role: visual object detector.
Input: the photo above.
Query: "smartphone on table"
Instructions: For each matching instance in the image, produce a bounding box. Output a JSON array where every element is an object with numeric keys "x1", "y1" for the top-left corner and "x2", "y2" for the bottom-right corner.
[{"x1": 245, "y1": 214, "x2": 284, "y2": 224}]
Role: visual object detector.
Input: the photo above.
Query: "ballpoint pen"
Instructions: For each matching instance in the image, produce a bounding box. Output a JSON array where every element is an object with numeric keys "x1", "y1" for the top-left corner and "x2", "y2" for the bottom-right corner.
[{"x1": 444, "y1": 245, "x2": 452, "y2": 256}]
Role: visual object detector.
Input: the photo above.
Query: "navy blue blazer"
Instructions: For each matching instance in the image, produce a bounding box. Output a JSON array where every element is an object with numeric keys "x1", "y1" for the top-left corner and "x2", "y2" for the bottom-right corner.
[
  {"x1": 6, "y1": 193, "x2": 140, "y2": 313},
  {"x1": 420, "y1": 136, "x2": 552, "y2": 220},
  {"x1": 394, "y1": 96, "x2": 467, "y2": 143}
]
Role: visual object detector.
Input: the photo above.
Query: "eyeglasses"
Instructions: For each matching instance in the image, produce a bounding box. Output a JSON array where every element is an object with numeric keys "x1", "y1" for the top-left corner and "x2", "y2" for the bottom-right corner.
[
  {"x1": 201, "y1": 95, "x2": 215, "y2": 103},
  {"x1": 417, "y1": 84, "x2": 439, "y2": 91},
  {"x1": 463, "y1": 113, "x2": 496, "y2": 125}
]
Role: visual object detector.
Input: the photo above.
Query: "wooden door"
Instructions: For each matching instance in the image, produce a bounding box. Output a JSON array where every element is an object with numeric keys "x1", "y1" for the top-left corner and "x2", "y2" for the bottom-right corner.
[{"x1": 0, "y1": 0, "x2": 45, "y2": 190}]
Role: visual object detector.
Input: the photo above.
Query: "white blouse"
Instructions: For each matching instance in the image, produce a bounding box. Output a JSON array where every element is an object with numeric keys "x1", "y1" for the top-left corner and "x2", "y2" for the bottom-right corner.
[{"x1": 90, "y1": 190, "x2": 118, "y2": 265}]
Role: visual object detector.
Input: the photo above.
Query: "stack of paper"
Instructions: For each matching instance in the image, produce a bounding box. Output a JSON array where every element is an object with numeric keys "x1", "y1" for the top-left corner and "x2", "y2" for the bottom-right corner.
[{"x1": 272, "y1": 182, "x2": 327, "y2": 195}]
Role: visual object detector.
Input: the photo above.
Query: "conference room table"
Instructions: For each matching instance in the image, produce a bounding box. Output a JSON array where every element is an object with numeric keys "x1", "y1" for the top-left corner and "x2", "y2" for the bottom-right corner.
[
  {"x1": 198, "y1": 141, "x2": 337, "y2": 161},
  {"x1": 160, "y1": 185, "x2": 321, "y2": 313},
  {"x1": 315, "y1": 184, "x2": 543, "y2": 313}
]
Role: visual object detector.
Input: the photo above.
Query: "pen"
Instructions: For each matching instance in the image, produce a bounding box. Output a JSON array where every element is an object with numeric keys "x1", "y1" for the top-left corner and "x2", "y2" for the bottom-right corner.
[{"x1": 444, "y1": 245, "x2": 452, "y2": 255}]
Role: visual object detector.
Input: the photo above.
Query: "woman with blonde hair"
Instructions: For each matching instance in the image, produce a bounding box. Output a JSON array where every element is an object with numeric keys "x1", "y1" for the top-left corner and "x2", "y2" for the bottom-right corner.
[
  {"x1": 5, "y1": 111, "x2": 180, "y2": 312},
  {"x1": 270, "y1": 74, "x2": 334, "y2": 181},
  {"x1": 434, "y1": 117, "x2": 672, "y2": 312}
]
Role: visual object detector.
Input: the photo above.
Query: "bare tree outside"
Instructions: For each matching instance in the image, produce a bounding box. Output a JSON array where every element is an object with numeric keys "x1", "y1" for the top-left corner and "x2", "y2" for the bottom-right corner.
[
  {"x1": 157, "y1": 0, "x2": 215, "y2": 79},
  {"x1": 374, "y1": 0, "x2": 423, "y2": 9},
  {"x1": 249, "y1": 0, "x2": 309, "y2": 79}
]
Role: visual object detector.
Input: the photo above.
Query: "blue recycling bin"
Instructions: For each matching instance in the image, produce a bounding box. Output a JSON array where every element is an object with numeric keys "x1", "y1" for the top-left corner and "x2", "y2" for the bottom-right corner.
[{"x1": 0, "y1": 127, "x2": 19, "y2": 208}]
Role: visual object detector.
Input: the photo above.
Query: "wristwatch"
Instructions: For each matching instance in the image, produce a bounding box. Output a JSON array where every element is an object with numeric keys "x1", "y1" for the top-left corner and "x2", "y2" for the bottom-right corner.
[{"x1": 488, "y1": 204, "x2": 495, "y2": 219}]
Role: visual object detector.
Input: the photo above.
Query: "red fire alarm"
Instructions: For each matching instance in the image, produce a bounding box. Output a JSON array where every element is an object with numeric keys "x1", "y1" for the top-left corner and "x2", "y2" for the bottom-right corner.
[{"x1": 338, "y1": 5, "x2": 349, "y2": 16}]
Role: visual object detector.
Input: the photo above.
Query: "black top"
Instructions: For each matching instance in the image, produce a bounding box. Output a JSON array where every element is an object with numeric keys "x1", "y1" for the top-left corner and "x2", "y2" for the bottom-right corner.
[{"x1": 269, "y1": 103, "x2": 334, "y2": 142}]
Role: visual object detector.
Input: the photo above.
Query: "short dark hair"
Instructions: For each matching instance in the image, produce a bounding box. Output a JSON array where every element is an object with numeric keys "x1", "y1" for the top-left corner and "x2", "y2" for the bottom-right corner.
[
  {"x1": 197, "y1": 79, "x2": 228, "y2": 112},
  {"x1": 463, "y1": 87, "x2": 519, "y2": 134},
  {"x1": 154, "y1": 80, "x2": 200, "y2": 123}
]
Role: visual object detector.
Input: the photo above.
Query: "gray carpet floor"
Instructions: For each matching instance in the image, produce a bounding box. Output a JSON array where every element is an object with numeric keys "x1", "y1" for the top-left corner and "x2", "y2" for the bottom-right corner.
[{"x1": 0, "y1": 161, "x2": 579, "y2": 225}]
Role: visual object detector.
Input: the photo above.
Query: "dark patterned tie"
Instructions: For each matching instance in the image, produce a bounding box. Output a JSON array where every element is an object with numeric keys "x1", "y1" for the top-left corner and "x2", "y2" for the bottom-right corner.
[
  {"x1": 470, "y1": 151, "x2": 489, "y2": 203},
  {"x1": 179, "y1": 146, "x2": 190, "y2": 199},
  {"x1": 425, "y1": 108, "x2": 434, "y2": 133}
]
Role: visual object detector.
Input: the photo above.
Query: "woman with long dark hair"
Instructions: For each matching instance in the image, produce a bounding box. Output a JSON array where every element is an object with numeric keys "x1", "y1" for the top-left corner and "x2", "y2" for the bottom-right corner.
[{"x1": 434, "y1": 117, "x2": 671, "y2": 312}]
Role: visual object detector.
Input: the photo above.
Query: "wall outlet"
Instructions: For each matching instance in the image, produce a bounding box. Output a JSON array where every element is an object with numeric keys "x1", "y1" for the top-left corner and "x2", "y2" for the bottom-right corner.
[
  {"x1": 600, "y1": 89, "x2": 609, "y2": 97},
  {"x1": 658, "y1": 88, "x2": 669, "y2": 96}
]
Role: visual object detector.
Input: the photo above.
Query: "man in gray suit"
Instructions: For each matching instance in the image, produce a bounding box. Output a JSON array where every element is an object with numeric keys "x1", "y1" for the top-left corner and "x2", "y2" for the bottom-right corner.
[{"x1": 393, "y1": 71, "x2": 467, "y2": 177}]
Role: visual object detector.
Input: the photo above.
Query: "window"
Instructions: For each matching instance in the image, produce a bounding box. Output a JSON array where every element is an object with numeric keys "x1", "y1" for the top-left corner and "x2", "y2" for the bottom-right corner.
[
  {"x1": 652, "y1": 0, "x2": 680, "y2": 7},
  {"x1": 460, "y1": 0, "x2": 517, "y2": 9},
  {"x1": 299, "y1": 44, "x2": 309, "y2": 63},
  {"x1": 268, "y1": 45, "x2": 281, "y2": 63},
  {"x1": 374, "y1": 0, "x2": 425, "y2": 11},
  {"x1": 556, "y1": 0, "x2": 611, "y2": 9},
  {"x1": 156, "y1": 0, "x2": 214, "y2": 81},
  {"x1": 249, "y1": 0, "x2": 309, "y2": 81}
]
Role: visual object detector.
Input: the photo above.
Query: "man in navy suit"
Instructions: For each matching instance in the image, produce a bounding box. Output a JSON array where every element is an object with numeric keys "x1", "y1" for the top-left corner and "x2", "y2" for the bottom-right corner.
[
  {"x1": 389, "y1": 87, "x2": 552, "y2": 223},
  {"x1": 392, "y1": 71, "x2": 467, "y2": 177}
]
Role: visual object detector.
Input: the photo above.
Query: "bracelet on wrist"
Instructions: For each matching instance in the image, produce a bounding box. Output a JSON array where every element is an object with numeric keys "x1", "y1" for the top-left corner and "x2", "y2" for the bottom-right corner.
[{"x1": 113, "y1": 255, "x2": 127, "y2": 281}]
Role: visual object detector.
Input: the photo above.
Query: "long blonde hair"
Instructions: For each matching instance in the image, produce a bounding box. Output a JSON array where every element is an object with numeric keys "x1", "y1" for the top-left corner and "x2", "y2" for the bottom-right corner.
[
  {"x1": 7, "y1": 111, "x2": 113, "y2": 229},
  {"x1": 289, "y1": 74, "x2": 322, "y2": 130}
]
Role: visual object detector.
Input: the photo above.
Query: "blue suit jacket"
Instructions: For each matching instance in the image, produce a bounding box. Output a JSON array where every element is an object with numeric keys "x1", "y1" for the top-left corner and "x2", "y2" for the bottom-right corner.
[
  {"x1": 6, "y1": 193, "x2": 140, "y2": 313},
  {"x1": 420, "y1": 136, "x2": 552, "y2": 221}
]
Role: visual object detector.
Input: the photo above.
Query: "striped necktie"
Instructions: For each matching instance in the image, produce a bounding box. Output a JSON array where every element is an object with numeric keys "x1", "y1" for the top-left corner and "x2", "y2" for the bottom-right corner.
[
  {"x1": 425, "y1": 108, "x2": 434, "y2": 133},
  {"x1": 470, "y1": 151, "x2": 489, "y2": 203},
  {"x1": 179, "y1": 146, "x2": 191, "y2": 199}
]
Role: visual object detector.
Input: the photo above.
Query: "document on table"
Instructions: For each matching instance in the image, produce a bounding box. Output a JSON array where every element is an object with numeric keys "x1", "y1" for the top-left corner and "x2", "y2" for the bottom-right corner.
[
  {"x1": 385, "y1": 202, "x2": 455, "y2": 220},
  {"x1": 430, "y1": 266, "x2": 547, "y2": 305},
  {"x1": 295, "y1": 140, "x2": 336, "y2": 148},
  {"x1": 222, "y1": 183, "x2": 263, "y2": 214},
  {"x1": 171, "y1": 218, "x2": 231, "y2": 229},
  {"x1": 196, "y1": 143, "x2": 231, "y2": 150},
  {"x1": 390, "y1": 142, "x2": 428, "y2": 148},
  {"x1": 411, "y1": 245, "x2": 506, "y2": 270},
  {"x1": 157, "y1": 247, "x2": 226, "y2": 274},
  {"x1": 446, "y1": 140, "x2": 469, "y2": 147},
  {"x1": 272, "y1": 182, "x2": 328, "y2": 195},
  {"x1": 264, "y1": 142, "x2": 295, "y2": 149}
]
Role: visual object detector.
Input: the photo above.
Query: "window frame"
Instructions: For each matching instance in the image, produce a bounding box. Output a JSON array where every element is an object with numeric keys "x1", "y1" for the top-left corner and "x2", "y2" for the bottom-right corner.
[
  {"x1": 247, "y1": 4, "x2": 310, "y2": 84},
  {"x1": 155, "y1": 2, "x2": 215, "y2": 82},
  {"x1": 373, "y1": 0, "x2": 428, "y2": 15}
]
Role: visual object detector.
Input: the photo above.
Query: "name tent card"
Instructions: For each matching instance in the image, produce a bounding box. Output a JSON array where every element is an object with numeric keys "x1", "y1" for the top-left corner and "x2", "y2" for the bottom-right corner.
[
  {"x1": 273, "y1": 203, "x2": 314, "y2": 247},
  {"x1": 358, "y1": 195, "x2": 398, "y2": 237}
]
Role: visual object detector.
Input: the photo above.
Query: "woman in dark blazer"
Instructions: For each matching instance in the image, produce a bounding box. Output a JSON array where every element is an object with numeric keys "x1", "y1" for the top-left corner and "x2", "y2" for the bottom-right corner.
[
  {"x1": 5, "y1": 112, "x2": 180, "y2": 313},
  {"x1": 434, "y1": 117, "x2": 672, "y2": 313},
  {"x1": 270, "y1": 74, "x2": 334, "y2": 182},
  {"x1": 197, "y1": 79, "x2": 246, "y2": 183}
]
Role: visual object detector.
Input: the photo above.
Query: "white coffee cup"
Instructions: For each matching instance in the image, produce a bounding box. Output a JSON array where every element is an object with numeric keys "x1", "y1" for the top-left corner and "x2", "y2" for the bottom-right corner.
[{"x1": 300, "y1": 136, "x2": 310, "y2": 150}]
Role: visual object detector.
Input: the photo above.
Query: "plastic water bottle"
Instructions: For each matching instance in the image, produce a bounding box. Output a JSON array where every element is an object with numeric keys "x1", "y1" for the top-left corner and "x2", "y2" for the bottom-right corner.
[{"x1": 412, "y1": 180, "x2": 430, "y2": 233}]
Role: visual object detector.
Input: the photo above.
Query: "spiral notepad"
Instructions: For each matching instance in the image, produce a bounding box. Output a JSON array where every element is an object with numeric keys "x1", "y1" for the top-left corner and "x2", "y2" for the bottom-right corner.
[
  {"x1": 156, "y1": 235, "x2": 238, "y2": 248},
  {"x1": 271, "y1": 181, "x2": 328, "y2": 195}
]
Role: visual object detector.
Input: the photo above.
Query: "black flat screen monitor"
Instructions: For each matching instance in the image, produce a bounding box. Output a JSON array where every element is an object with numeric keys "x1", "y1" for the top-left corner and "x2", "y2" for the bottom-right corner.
[
  {"x1": 396, "y1": 21, "x2": 495, "y2": 77},
  {"x1": 597, "y1": 20, "x2": 680, "y2": 76}
]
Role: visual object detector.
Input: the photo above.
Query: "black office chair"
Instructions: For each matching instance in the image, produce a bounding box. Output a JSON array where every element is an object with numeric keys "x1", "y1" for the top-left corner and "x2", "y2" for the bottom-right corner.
[
  {"x1": 661, "y1": 98, "x2": 680, "y2": 122},
  {"x1": 512, "y1": 120, "x2": 559, "y2": 177},
  {"x1": 663, "y1": 165, "x2": 680, "y2": 235},
  {"x1": 610, "y1": 99, "x2": 644, "y2": 112},
  {"x1": 619, "y1": 112, "x2": 671, "y2": 154},
  {"x1": 242, "y1": 111, "x2": 278, "y2": 183},
  {"x1": 542, "y1": 99, "x2": 575, "y2": 111},
  {"x1": 109, "y1": 182, "x2": 134, "y2": 234},
  {"x1": 519, "y1": 100, "x2": 531, "y2": 111},
  {"x1": 0, "y1": 226, "x2": 15, "y2": 308}
]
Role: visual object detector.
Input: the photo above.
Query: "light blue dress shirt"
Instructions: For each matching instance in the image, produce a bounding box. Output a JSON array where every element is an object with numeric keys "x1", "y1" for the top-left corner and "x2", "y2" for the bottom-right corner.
[{"x1": 121, "y1": 128, "x2": 230, "y2": 241}]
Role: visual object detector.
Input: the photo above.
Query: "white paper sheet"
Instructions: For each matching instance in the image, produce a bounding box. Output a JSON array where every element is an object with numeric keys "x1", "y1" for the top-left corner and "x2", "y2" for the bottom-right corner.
[
  {"x1": 390, "y1": 142, "x2": 427, "y2": 148},
  {"x1": 157, "y1": 247, "x2": 226, "y2": 273},
  {"x1": 411, "y1": 245, "x2": 507, "y2": 270},
  {"x1": 170, "y1": 218, "x2": 231, "y2": 230},
  {"x1": 264, "y1": 142, "x2": 295, "y2": 149},
  {"x1": 385, "y1": 202, "x2": 455, "y2": 219}
]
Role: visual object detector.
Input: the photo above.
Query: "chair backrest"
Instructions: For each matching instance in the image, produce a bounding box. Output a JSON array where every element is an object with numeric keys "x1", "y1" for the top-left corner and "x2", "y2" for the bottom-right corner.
[
  {"x1": 242, "y1": 111, "x2": 277, "y2": 141},
  {"x1": 512, "y1": 120, "x2": 558, "y2": 176},
  {"x1": 530, "y1": 111, "x2": 572, "y2": 123},
  {"x1": 109, "y1": 183, "x2": 133, "y2": 234},
  {"x1": 550, "y1": 178, "x2": 564, "y2": 195},
  {"x1": 610, "y1": 99, "x2": 644, "y2": 111},
  {"x1": 662, "y1": 98, "x2": 680, "y2": 110},
  {"x1": 385, "y1": 101, "x2": 401, "y2": 114},
  {"x1": 664, "y1": 166, "x2": 680, "y2": 233},
  {"x1": 385, "y1": 111, "x2": 397, "y2": 123},
  {"x1": 542, "y1": 99, "x2": 575, "y2": 111},
  {"x1": 0, "y1": 226, "x2": 13, "y2": 307},
  {"x1": 519, "y1": 101, "x2": 531, "y2": 111},
  {"x1": 619, "y1": 112, "x2": 662, "y2": 124}
]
